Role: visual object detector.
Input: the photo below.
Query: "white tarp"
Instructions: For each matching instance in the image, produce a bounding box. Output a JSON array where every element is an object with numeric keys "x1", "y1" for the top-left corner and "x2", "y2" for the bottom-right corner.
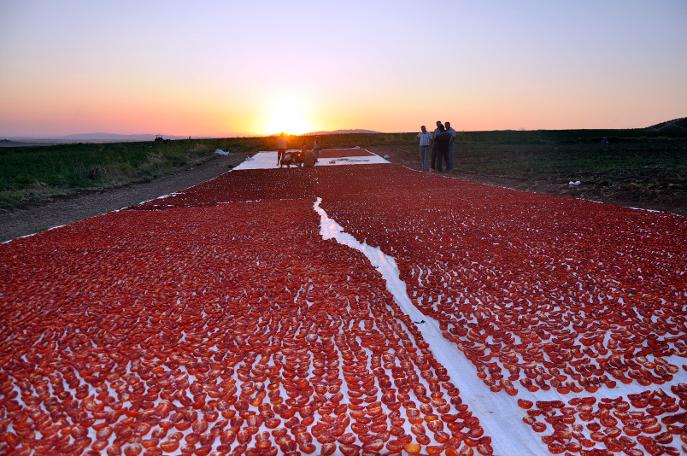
[{"x1": 233, "y1": 149, "x2": 389, "y2": 170}]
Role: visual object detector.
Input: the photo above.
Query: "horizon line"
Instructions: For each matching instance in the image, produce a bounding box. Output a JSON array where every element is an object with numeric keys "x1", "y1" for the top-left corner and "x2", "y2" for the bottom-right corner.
[{"x1": 3, "y1": 118, "x2": 684, "y2": 141}]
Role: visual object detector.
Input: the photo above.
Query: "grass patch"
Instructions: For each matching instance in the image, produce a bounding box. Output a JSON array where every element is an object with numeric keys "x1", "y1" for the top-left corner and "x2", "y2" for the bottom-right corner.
[{"x1": 0, "y1": 138, "x2": 273, "y2": 209}]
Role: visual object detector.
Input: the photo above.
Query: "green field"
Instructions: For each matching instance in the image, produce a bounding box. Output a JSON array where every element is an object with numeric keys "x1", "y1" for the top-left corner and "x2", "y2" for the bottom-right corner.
[
  {"x1": 1, "y1": 124, "x2": 686, "y2": 214},
  {"x1": 0, "y1": 138, "x2": 268, "y2": 209}
]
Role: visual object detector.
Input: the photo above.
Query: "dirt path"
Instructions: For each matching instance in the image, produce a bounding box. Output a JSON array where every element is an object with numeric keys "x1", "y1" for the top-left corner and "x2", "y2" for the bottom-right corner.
[{"x1": 0, "y1": 153, "x2": 246, "y2": 242}]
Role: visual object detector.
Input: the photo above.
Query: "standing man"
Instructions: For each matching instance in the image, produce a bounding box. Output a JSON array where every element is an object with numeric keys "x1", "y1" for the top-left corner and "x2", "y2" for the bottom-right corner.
[
  {"x1": 431, "y1": 120, "x2": 444, "y2": 172},
  {"x1": 433, "y1": 124, "x2": 451, "y2": 173},
  {"x1": 417, "y1": 125, "x2": 432, "y2": 171},
  {"x1": 303, "y1": 148, "x2": 317, "y2": 167},
  {"x1": 312, "y1": 136, "x2": 321, "y2": 162},
  {"x1": 276, "y1": 132, "x2": 288, "y2": 167},
  {"x1": 445, "y1": 121, "x2": 457, "y2": 172}
]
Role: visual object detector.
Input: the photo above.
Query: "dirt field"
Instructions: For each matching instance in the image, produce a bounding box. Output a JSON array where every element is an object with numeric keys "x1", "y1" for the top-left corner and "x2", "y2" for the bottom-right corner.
[{"x1": 367, "y1": 138, "x2": 687, "y2": 217}]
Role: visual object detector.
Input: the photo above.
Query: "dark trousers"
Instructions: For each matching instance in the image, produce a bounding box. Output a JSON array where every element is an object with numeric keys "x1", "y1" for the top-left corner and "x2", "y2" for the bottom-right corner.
[
  {"x1": 441, "y1": 148, "x2": 449, "y2": 171},
  {"x1": 432, "y1": 146, "x2": 449, "y2": 172}
]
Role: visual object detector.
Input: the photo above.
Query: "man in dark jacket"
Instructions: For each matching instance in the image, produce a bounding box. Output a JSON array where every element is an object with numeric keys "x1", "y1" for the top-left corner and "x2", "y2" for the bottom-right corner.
[{"x1": 432, "y1": 123, "x2": 451, "y2": 172}]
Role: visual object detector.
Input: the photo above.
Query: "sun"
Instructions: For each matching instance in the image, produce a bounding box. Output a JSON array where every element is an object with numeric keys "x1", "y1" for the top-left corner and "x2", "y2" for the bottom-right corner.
[{"x1": 262, "y1": 96, "x2": 313, "y2": 136}]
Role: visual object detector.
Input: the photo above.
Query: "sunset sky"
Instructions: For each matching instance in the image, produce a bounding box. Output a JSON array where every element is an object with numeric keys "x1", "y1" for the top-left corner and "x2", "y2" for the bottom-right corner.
[{"x1": 1, "y1": 0, "x2": 686, "y2": 137}]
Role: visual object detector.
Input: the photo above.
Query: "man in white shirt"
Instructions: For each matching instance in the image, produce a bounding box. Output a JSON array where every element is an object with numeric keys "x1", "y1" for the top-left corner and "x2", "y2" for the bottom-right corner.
[
  {"x1": 445, "y1": 121, "x2": 457, "y2": 172},
  {"x1": 417, "y1": 125, "x2": 432, "y2": 171}
]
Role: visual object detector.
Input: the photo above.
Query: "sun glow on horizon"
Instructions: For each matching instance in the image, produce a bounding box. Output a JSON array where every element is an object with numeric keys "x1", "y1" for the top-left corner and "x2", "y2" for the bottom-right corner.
[{"x1": 260, "y1": 96, "x2": 314, "y2": 136}]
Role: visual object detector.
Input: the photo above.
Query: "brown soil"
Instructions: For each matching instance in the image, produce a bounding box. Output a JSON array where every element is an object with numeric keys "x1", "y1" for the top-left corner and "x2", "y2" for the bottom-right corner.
[{"x1": 367, "y1": 141, "x2": 687, "y2": 217}]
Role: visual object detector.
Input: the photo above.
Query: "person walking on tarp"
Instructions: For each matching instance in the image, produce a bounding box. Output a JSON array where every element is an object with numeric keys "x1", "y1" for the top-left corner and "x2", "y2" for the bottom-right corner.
[
  {"x1": 445, "y1": 121, "x2": 457, "y2": 172},
  {"x1": 276, "y1": 132, "x2": 288, "y2": 167},
  {"x1": 312, "y1": 136, "x2": 321, "y2": 162},
  {"x1": 432, "y1": 124, "x2": 451, "y2": 173},
  {"x1": 417, "y1": 125, "x2": 432, "y2": 171},
  {"x1": 303, "y1": 148, "x2": 317, "y2": 167}
]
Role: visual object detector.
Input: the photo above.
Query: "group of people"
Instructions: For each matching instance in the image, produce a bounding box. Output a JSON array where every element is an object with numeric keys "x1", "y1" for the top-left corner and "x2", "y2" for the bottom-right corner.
[
  {"x1": 417, "y1": 121, "x2": 457, "y2": 172},
  {"x1": 276, "y1": 133, "x2": 321, "y2": 168},
  {"x1": 274, "y1": 125, "x2": 457, "y2": 172}
]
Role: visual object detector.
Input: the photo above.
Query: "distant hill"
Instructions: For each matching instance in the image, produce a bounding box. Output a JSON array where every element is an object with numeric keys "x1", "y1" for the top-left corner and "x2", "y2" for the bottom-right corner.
[
  {"x1": 56, "y1": 132, "x2": 188, "y2": 142},
  {"x1": 0, "y1": 139, "x2": 27, "y2": 147},
  {"x1": 645, "y1": 117, "x2": 687, "y2": 135},
  {"x1": 304, "y1": 129, "x2": 380, "y2": 136},
  {"x1": 0, "y1": 139, "x2": 50, "y2": 147},
  {"x1": 0, "y1": 133, "x2": 189, "y2": 145}
]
